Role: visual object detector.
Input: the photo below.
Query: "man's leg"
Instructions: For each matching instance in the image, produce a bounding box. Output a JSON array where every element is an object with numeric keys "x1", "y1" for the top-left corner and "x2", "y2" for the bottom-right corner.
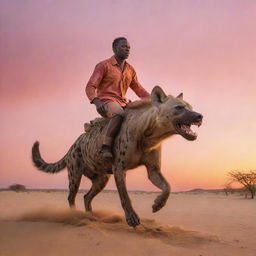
[{"x1": 101, "y1": 102, "x2": 124, "y2": 159}]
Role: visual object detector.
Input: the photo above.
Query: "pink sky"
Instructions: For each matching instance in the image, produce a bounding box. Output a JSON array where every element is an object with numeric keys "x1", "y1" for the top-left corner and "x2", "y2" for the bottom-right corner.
[{"x1": 1, "y1": 0, "x2": 256, "y2": 191}]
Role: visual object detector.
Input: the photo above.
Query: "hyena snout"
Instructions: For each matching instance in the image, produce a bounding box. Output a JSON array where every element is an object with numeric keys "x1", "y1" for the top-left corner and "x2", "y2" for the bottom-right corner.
[{"x1": 193, "y1": 112, "x2": 203, "y2": 122}]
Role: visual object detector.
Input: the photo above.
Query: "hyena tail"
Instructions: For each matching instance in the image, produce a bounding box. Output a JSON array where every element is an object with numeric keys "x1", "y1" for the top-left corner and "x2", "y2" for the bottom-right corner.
[{"x1": 32, "y1": 141, "x2": 67, "y2": 173}]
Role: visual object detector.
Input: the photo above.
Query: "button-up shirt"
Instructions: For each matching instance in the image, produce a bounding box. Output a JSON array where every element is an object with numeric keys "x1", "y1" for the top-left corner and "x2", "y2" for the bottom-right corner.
[{"x1": 85, "y1": 56, "x2": 150, "y2": 106}]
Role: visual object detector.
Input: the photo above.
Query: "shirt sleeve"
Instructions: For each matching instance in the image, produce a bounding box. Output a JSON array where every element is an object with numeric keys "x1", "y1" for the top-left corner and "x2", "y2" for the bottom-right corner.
[
  {"x1": 85, "y1": 62, "x2": 106, "y2": 103},
  {"x1": 130, "y1": 71, "x2": 150, "y2": 99}
]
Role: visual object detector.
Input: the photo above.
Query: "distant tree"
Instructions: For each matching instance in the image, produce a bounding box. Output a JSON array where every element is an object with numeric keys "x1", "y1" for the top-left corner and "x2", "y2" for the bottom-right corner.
[
  {"x1": 223, "y1": 182, "x2": 233, "y2": 196},
  {"x1": 228, "y1": 170, "x2": 256, "y2": 199},
  {"x1": 9, "y1": 184, "x2": 26, "y2": 192}
]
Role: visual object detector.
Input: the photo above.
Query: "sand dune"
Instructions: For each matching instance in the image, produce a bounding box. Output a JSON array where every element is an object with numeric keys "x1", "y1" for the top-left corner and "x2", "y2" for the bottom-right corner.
[{"x1": 0, "y1": 191, "x2": 255, "y2": 256}]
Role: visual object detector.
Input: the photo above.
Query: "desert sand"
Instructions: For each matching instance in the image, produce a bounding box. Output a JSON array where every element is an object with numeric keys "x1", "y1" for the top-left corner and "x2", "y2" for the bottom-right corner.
[{"x1": 0, "y1": 190, "x2": 255, "y2": 256}]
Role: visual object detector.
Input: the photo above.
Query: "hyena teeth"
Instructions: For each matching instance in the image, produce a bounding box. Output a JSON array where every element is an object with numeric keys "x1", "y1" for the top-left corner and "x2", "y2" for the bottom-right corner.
[{"x1": 192, "y1": 121, "x2": 201, "y2": 128}]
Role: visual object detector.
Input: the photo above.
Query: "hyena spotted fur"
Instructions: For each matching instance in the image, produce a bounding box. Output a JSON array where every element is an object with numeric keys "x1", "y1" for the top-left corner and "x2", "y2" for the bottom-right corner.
[{"x1": 32, "y1": 86, "x2": 203, "y2": 227}]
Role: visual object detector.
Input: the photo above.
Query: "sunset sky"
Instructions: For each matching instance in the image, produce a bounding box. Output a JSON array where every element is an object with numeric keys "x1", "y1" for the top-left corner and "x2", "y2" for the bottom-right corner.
[{"x1": 1, "y1": 0, "x2": 256, "y2": 191}]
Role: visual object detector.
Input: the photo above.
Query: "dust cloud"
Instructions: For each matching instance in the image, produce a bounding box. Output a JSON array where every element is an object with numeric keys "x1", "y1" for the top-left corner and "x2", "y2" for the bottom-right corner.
[{"x1": 18, "y1": 207, "x2": 219, "y2": 247}]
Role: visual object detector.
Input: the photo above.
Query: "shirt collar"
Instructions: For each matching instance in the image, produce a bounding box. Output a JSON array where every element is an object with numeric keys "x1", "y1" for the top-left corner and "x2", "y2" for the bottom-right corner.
[
  {"x1": 110, "y1": 56, "x2": 127, "y2": 66},
  {"x1": 110, "y1": 56, "x2": 117, "y2": 65}
]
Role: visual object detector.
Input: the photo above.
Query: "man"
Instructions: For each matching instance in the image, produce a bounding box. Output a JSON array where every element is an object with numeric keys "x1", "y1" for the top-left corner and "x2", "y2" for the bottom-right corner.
[{"x1": 86, "y1": 37, "x2": 150, "y2": 159}]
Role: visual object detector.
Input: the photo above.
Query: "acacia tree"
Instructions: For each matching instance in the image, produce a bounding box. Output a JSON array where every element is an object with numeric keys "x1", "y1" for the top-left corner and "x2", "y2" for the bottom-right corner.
[
  {"x1": 228, "y1": 170, "x2": 256, "y2": 199},
  {"x1": 223, "y1": 182, "x2": 233, "y2": 196}
]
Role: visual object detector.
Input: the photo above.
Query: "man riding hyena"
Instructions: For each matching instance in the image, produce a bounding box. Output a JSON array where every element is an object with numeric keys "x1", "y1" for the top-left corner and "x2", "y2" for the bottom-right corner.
[
  {"x1": 32, "y1": 37, "x2": 203, "y2": 227},
  {"x1": 86, "y1": 37, "x2": 150, "y2": 159}
]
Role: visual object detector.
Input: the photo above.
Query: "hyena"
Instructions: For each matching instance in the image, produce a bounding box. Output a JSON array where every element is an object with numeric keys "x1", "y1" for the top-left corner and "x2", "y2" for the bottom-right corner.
[{"x1": 32, "y1": 86, "x2": 203, "y2": 227}]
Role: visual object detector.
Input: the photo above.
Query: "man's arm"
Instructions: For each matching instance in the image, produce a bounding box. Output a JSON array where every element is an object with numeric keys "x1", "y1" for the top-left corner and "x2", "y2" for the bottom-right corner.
[
  {"x1": 129, "y1": 71, "x2": 150, "y2": 99},
  {"x1": 85, "y1": 62, "x2": 106, "y2": 103}
]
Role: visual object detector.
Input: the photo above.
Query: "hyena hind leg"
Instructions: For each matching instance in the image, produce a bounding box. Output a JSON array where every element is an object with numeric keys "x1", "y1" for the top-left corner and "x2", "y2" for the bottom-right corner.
[
  {"x1": 84, "y1": 174, "x2": 110, "y2": 212},
  {"x1": 67, "y1": 164, "x2": 83, "y2": 209}
]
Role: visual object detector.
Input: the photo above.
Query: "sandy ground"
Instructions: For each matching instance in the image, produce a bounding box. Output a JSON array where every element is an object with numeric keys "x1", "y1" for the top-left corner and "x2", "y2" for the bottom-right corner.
[{"x1": 0, "y1": 190, "x2": 255, "y2": 256}]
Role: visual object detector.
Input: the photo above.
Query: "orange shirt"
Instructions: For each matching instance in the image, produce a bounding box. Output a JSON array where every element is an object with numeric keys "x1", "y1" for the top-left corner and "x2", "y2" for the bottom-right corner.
[{"x1": 85, "y1": 56, "x2": 150, "y2": 106}]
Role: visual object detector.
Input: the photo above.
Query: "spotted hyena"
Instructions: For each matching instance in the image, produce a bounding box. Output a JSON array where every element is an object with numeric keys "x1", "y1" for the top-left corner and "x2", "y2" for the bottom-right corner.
[{"x1": 32, "y1": 86, "x2": 203, "y2": 227}]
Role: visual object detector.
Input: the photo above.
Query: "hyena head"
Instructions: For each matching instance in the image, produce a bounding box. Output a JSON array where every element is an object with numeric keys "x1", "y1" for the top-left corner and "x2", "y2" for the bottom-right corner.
[{"x1": 151, "y1": 86, "x2": 203, "y2": 141}]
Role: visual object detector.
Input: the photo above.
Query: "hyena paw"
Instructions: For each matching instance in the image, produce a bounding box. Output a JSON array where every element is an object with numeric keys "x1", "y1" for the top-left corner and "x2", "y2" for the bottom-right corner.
[
  {"x1": 152, "y1": 198, "x2": 166, "y2": 213},
  {"x1": 126, "y1": 210, "x2": 140, "y2": 227}
]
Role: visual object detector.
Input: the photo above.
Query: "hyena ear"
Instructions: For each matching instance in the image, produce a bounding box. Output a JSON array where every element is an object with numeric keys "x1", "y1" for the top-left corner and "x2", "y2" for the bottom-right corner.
[
  {"x1": 176, "y1": 93, "x2": 183, "y2": 99},
  {"x1": 151, "y1": 86, "x2": 167, "y2": 106}
]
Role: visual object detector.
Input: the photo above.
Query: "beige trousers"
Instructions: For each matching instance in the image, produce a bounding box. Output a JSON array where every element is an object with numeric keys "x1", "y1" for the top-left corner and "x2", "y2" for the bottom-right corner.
[
  {"x1": 98, "y1": 101, "x2": 125, "y2": 118},
  {"x1": 98, "y1": 101, "x2": 125, "y2": 146}
]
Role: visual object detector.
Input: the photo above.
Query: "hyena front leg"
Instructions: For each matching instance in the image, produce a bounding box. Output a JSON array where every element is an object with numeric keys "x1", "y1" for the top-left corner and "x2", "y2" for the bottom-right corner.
[
  {"x1": 113, "y1": 165, "x2": 140, "y2": 227},
  {"x1": 146, "y1": 166, "x2": 170, "y2": 212},
  {"x1": 143, "y1": 148, "x2": 170, "y2": 212}
]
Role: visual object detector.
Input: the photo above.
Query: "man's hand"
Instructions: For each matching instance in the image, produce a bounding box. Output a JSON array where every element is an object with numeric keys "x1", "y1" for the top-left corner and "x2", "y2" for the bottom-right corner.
[{"x1": 92, "y1": 98, "x2": 108, "y2": 117}]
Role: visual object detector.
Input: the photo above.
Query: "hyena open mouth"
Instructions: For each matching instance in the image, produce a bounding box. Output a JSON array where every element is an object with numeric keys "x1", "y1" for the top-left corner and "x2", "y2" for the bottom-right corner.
[{"x1": 175, "y1": 120, "x2": 202, "y2": 141}]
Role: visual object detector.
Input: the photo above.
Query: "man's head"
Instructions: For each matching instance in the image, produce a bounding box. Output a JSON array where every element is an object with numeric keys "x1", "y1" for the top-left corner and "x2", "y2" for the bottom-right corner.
[{"x1": 112, "y1": 37, "x2": 130, "y2": 60}]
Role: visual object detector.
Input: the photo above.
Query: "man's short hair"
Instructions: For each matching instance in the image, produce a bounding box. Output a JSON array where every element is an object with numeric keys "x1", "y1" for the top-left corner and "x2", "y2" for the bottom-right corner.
[{"x1": 112, "y1": 37, "x2": 127, "y2": 50}]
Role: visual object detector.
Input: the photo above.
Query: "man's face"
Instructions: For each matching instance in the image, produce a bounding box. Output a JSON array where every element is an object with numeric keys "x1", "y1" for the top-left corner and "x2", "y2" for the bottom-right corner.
[{"x1": 113, "y1": 39, "x2": 130, "y2": 60}]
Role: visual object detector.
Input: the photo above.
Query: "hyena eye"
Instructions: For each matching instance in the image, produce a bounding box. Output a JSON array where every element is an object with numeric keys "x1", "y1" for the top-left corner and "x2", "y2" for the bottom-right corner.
[{"x1": 175, "y1": 105, "x2": 185, "y2": 110}]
